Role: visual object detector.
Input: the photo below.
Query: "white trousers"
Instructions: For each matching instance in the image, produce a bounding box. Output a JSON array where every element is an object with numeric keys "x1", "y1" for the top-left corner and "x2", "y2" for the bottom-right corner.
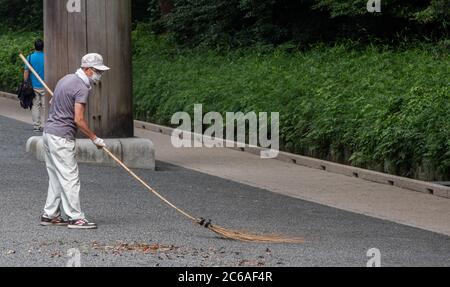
[
  {"x1": 32, "y1": 89, "x2": 46, "y2": 129},
  {"x1": 43, "y1": 132, "x2": 85, "y2": 220}
]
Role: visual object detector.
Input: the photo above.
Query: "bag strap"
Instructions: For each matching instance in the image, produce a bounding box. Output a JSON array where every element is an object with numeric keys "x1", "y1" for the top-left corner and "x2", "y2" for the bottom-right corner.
[
  {"x1": 28, "y1": 54, "x2": 32, "y2": 68},
  {"x1": 26, "y1": 54, "x2": 33, "y2": 85}
]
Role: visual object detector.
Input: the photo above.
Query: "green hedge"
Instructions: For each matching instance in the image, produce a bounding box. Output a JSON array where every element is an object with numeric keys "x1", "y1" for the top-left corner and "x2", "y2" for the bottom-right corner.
[
  {"x1": 133, "y1": 28, "x2": 450, "y2": 181},
  {"x1": 0, "y1": 31, "x2": 42, "y2": 92},
  {"x1": 1, "y1": 29, "x2": 449, "y2": 181}
]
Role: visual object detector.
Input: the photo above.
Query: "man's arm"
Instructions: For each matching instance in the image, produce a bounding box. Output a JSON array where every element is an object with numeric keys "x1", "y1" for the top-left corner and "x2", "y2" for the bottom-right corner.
[{"x1": 74, "y1": 103, "x2": 97, "y2": 141}]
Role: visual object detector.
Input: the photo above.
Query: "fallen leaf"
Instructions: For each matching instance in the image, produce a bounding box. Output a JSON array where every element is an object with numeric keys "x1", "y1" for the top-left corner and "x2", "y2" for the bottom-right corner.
[
  {"x1": 238, "y1": 259, "x2": 262, "y2": 267},
  {"x1": 149, "y1": 243, "x2": 160, "y2": 251}
]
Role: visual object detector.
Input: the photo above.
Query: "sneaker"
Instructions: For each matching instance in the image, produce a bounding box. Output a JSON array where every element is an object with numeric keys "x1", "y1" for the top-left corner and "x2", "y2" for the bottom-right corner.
[
  {"x1": 68, "y1": 219, "x2": 97, "y2": 230},
  {"x1": 40, "y1": 215, "x2": 69, "y2": 227}
]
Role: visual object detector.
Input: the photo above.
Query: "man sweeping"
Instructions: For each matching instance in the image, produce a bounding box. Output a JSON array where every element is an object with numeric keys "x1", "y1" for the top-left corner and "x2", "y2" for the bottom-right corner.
[{"x1": 40, "y1": 53, "x2": 110, "y2": 230}]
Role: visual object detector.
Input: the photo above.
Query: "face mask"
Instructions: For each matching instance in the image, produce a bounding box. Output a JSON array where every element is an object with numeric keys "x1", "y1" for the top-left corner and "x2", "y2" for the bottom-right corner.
[{"x1": 89, "y1": 70, "x2": 102, "y2": 85}]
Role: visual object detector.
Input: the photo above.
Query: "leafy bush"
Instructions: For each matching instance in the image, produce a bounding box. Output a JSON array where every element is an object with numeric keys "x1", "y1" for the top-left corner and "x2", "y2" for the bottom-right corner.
[
  {"x1": 0, "y1": 31, "x2": 42, "y2": 92},
  {"x1": 133, "y1": 28, "x2": 450, "y2": 180}
]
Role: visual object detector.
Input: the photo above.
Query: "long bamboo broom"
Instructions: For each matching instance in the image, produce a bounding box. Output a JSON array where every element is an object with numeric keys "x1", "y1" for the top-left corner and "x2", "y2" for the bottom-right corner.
[
  {"x1": 103, "y1": 148, "x2": 303, "y2": 244},
  {"x1": 20, "y1": 53, "x2": 303, "y2": 244}
]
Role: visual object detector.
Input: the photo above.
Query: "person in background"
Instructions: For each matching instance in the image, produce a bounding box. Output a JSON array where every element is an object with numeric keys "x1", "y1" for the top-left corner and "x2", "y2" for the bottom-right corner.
[{"x1": 24, "y1": 39, "x2": 47, "y2": 132}]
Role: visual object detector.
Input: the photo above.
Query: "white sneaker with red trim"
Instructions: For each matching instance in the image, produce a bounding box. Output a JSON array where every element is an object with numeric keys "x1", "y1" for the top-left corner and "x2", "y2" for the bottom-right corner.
[{"x1": 68, "y1": 219, "x2": 97, "y2": 230}]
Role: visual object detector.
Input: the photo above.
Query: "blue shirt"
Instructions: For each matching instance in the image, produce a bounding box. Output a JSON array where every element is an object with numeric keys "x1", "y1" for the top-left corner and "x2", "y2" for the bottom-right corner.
[{"x1": 24, "y1": 51, "x2": 45, "y2": 89}]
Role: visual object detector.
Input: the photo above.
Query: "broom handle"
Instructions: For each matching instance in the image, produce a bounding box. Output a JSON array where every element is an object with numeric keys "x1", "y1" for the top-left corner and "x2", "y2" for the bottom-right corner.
[
  {"x1": 103, "y1": 147, "x2": 198, "y2": 223},
  {"x1": 19, "y1": 53, "x2": 54, "y2": 97}
]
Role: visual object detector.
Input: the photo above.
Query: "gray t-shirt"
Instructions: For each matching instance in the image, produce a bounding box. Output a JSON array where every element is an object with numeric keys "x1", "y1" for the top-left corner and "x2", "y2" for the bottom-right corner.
[{"x1": 44, "y1": 74, "x2": 90, "y2": 140}]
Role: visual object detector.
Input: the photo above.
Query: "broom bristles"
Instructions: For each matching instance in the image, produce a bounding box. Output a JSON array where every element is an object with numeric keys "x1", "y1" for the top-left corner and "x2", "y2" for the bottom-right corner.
[{"x1": 208, "y1": 224, "x2": 304, "y2": 244}]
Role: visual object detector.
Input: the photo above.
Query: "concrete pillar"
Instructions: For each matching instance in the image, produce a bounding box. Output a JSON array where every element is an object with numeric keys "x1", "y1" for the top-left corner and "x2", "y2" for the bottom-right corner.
[{"x1": 43, "y1": 0, "x2": 133, "y2": 138}]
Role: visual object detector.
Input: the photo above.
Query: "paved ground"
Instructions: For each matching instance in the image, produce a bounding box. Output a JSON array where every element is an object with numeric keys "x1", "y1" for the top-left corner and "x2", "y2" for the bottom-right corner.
[{"x1": 0, "y1": 115, "x2": 449, "y2": 267}]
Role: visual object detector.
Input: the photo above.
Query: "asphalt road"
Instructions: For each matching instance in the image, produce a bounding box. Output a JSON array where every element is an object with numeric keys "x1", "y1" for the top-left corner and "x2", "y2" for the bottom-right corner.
[{"x1": 0, "y1": 115, "x2": 449, "y2": 267}]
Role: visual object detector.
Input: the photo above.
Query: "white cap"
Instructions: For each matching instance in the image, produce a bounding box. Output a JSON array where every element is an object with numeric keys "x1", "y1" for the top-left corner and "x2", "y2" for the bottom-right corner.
[{"x1": 81, "y1": 53, "x2": 110, "y2": 71}]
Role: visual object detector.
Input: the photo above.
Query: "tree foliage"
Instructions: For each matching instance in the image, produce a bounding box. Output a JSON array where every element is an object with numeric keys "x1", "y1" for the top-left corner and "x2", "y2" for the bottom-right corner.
[
  {"x1": 150, "y1": 0, "x2": 449, "y2": 47},
  {"x1": 0, "y1": 0, "x2": 43, "y2": 31},
  {"x1": 1, "y1": 0, "x2": 447, "y2": 46}
]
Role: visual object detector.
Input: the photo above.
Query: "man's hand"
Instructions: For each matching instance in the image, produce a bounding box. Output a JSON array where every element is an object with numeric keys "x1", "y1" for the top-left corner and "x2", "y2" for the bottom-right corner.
[
  {"x1": 74, "y1": 103, "x2": 106, "y2": 150},
  {"x1": 92, "y1": 137, "x2": 106, "y2": 149}
]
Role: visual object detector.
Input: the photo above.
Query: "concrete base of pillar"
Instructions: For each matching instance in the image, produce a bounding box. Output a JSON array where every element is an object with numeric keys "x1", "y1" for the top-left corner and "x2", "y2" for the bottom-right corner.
[{"x1": 26, "y1": 136, "x2": 155, "y2": 170}]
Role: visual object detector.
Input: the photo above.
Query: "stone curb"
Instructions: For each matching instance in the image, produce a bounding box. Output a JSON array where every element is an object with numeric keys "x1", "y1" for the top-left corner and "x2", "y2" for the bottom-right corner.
[
  {"x1": 0, "y1": 91, "x2": 18, "y2": 101},
  {"x1": 26, "y1": 136, "x2": 155, "y2": 170}
]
